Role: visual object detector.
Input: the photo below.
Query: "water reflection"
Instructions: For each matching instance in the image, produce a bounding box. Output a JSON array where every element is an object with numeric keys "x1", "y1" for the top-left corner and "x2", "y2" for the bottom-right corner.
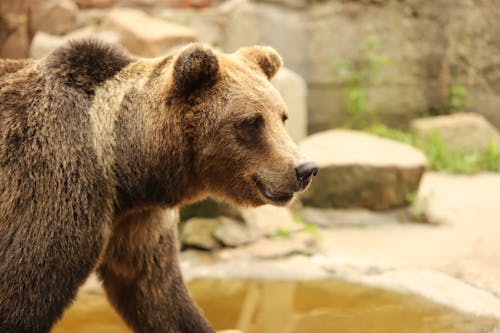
[{"x1": 54, "y1": 279, "x2": 499, "y2": 333}]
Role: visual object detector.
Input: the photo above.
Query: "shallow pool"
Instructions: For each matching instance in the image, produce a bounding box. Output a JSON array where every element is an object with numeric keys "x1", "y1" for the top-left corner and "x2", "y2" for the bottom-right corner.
[{"x1": 53, "y1": 279, "x2": 500, "y2": 333}]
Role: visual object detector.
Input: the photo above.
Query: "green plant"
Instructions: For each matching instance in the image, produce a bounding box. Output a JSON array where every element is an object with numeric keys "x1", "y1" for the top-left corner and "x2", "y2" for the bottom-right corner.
[
  {"x1": 482, "y1": 142, "x2": 500, "y2": 171},
  {"x1": 267, "y1": 228, "x2": 292, "y2": 239},
  {"x1": 405, "y1": 191, "x2": 418, "y2": 206},
  {"x1": 265, "y1": 212, "x2": 322, "y2": 241},
  {"x1": 89, "y1": 18, "x2": 104, "y2": 32},
  {"x1": 431, "y1": 84, "x2": 468, "y2": 115},
  {"x1": 448, "y1": 85, "x2": 468, "y2": 113},
  {"x1": 161, "y1": 10, "x2": 197, "y2": 27},
  {"x1": 293, "y1": 212, "x2": 322, "y2": 239},
  {"x1": 332, "y1": 36, "x2": 392, "y2": 128},
  {"x1": 365, "y1": 124, "x2": 500, "y2": 174}
]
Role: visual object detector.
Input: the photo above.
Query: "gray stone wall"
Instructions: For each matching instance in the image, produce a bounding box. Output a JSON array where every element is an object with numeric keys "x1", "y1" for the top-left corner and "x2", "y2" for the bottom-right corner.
[{"x1": 206, "y1": 0, "x2": 500, "y2": 132}]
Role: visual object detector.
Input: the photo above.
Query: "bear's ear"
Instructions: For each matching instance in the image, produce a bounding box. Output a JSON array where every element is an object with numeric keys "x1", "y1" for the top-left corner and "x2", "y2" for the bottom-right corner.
[
  {"x1": 172, "y1": 43, "x2": 219, "y2": 95},
  {"x1": 237, "y1": 46, "x2": 283, "y2": 80}
]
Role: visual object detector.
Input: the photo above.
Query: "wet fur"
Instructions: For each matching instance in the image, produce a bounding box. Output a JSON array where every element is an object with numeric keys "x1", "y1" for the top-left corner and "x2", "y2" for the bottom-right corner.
[{"x1": 0, "y1": 39, "x2": 296, "y2": 332}]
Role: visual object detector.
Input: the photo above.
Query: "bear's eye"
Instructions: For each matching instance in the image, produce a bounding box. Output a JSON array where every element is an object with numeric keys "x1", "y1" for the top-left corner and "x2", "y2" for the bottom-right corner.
[
  {"x1": 237, "y1": 114, "x2": 265, "y2": 143},
  {"x1": 244, "y1": 115, "x2": 264, "y2": 131},
  {"x1": 282, "y1": 114, "x2": 288, "y2": 123}
]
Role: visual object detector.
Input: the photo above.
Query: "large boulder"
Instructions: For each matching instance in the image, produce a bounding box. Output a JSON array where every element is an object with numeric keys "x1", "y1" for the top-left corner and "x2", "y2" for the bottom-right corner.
[
  {"x1": 30, "y1": 0, "x2": 79, "y2": 36},
  {"x1": 300, "y1": 129, "x2": 427, "y2": 210},
  {"x1": 213, "y1": 217, "x2": 259, "y2": 247},
  {"x1": 410, "y1": 113, "x2": 500, "y2": 153},
  {"x1": 272, "y1": 67, "x2": 307, "y2": 143},
  {"x1": 105, "y1": 8, "x2": 198, "y2": 57},
  {"x1": 0, "y1": 0, "x2": 31, "y2": 58},
  {"x1": 180, "y1": 217, "x2": 221, "y2": 250}
]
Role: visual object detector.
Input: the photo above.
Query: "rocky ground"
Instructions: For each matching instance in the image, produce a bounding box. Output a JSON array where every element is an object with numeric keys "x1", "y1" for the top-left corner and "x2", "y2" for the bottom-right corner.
[{"x1": 179, "y1": 172, "x2": 500, "y2": 320}]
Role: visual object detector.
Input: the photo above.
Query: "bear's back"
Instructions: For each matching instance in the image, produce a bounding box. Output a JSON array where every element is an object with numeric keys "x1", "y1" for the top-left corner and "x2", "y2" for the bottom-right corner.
[{"x1": 0, "y1": 58, "x2": 33, "y2": 80}]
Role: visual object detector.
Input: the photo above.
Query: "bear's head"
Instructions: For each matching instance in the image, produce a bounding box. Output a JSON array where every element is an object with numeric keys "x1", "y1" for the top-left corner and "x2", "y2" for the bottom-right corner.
[{"x1": 168, "y1": 44, "x2": 318, "y2": 207}]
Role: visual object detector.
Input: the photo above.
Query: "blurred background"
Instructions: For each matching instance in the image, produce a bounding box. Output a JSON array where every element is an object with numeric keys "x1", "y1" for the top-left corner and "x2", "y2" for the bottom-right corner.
[{"x1": 2, "y1": 0, "x2": 500, "y2": 332}]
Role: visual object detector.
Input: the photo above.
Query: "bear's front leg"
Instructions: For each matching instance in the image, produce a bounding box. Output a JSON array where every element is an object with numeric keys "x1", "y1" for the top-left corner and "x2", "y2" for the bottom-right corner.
[
  {"x1": 0, "y1": 215, "x2": 108, "y2": 333},
  {"x1": 98, "y1": 208, "x2": 215, "y2": 333}
]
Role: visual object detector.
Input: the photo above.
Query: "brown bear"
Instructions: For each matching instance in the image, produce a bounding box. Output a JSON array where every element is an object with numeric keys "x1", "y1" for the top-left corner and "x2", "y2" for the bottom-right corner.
[{"x1": 0, "y1": 40, "x2": 318, "y2": 333}]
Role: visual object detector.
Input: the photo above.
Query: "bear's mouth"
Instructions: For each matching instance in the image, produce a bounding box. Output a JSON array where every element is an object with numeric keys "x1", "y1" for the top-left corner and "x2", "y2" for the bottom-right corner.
[{"x1": 252, "y1": 174, "x2": 294, "y2": 204}]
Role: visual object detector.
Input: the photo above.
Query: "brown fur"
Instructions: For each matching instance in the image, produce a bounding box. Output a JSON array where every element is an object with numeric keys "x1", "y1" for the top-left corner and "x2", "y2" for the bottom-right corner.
[{"x1": 0, "y1": 40, "x2": 315, "y2": 332}]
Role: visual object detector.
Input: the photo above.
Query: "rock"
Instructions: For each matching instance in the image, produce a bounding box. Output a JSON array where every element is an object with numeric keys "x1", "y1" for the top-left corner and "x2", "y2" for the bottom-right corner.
[
  {"x1": 76, "y1": 8, "x2": 109, "y2": 28},
  {"x1": 213, "y1": 217, "x2": 259, "y2": 247},
  {"x1": 180, "y1": 217, "x2": 221, "y2": 250},
  {"x1": 30, "y1": 28, "x2": 121, "y2": 59},
  {"x1": 272, "y1": 67, "x2": 307, "y2": 142},
  {"x1": 240, "y1": 205, "x2": 302, "y2": 237},
  {"x1": 299, "y1": 207, "x2": 406, "y2": 228},
  {"x1": 105, "y1": 8, "x2": 198, "y2": 57},
  {"x1": 30, "y1": 32, "x2": 64, "y2": 59},
  {"x1": 410, "y1": 113, "x2": 500, "y2": 153},
  {"x1": 300, "y1": 129, "x2": 427, "y2": 210},
  {"x1": 157, "y1": 8, "x2": 221, "y2": 46},
  {"x1": 79, "y1": 274, "x2": 103, "y2": 295},
  {"x1": 75, "y1": 0, "x2": 118, "y2": 8},
  {"x1": 180, "y1": 198, "x2": 242, "y2": 221},
  {"x1": 246, "y1": 232, "x2": 318, "y2": 259},
  {"x1": 348, "y1": 269, "x2": 500, "y2": 320},
  {"x1": 31, "y1": 0, "x2": 79, "y2": 36},
  {"x1": 0, "y1": 0, "x2": 31, "y2": 58},
  {"x1": 218, "y1": 232, "x2": 317, "y2": 260}
]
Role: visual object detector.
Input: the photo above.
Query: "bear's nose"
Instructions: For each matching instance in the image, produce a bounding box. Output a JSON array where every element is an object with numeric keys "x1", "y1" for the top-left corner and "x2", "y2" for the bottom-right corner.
[{"x1": 295, "y1": 162, "x2": 319, "y2": 190}]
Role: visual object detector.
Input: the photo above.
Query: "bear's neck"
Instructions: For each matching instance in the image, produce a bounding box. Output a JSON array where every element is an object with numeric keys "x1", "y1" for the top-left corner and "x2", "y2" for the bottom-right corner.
[
  {"x1": 98, "y1": 65, "x2": 204, "y2": 216},
  {"x1": 112, "y1": 105, "x2": 202, "y2": 214}
]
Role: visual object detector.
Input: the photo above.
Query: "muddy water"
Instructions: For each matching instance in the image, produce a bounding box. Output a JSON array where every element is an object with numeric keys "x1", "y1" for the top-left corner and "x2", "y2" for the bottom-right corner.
[{"x1": 53, "y1": 279, "x2": 499, "y2": 333}]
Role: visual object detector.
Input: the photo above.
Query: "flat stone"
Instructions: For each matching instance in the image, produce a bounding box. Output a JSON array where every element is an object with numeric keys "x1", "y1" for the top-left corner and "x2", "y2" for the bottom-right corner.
[
  {"x1": 346, "y1": 269, "x2": 500, "y2": 319},
  {"x1": 411, "y1": 113, "x2": 500, "y2": 152},
  {"x1": 213, "y1": 217, "x2": 259, "y2": 247},
  {"x1": 299, "y1": 207, "x2": 406, "y2": 228},
  {"x1": 180, "y1": 217, "x2": 221, "y2": 250},
  {"x1": 300, "y1": 129, "x2": 427, "y2": 210},
  {"x1": 240, "y1": 205, "x2": 302, "y2": 237},
  {"x1": 105, "y1": 8, "x2": 198, "y2": 57},
  {"x1": 75, "y1": 0, "x2": 117, "y2": 8},
  {"x1": 272, "y1": 67, "x2": 308, "y2": 143},
  {"x1": 218, "y1": 232, "x2": 318, "y2": 260}
]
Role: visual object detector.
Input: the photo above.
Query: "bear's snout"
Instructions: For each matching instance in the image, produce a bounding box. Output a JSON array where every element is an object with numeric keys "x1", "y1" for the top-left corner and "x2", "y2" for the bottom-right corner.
[{"x1": 295, "y1": 161, "x2": 319, "y2": 190}]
